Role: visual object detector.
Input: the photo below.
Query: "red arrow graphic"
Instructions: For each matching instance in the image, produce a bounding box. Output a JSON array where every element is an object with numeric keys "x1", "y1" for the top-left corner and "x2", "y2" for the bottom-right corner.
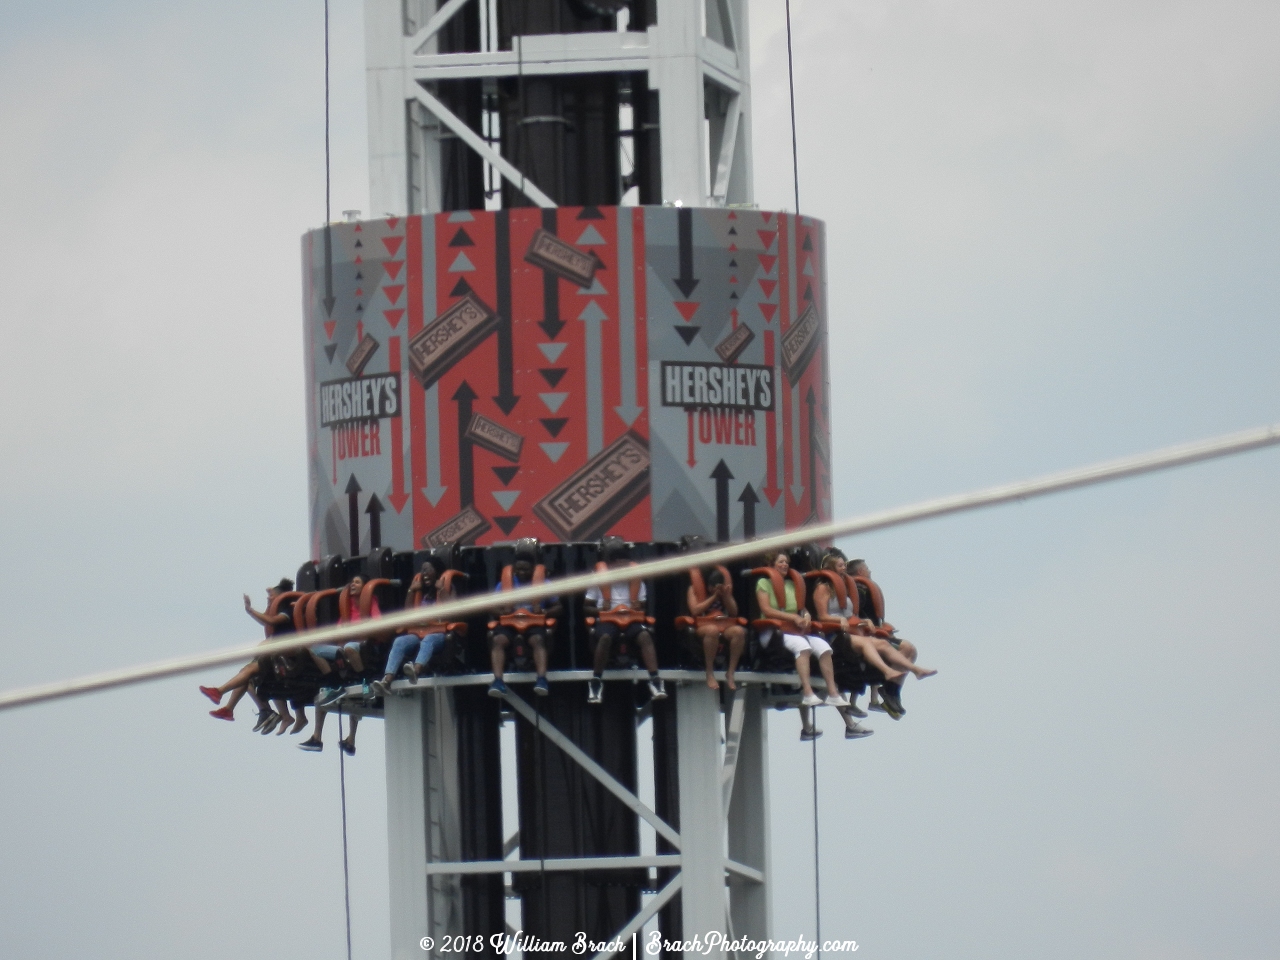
[
  {"x1": 388, "y1": 336, "x2": 409, "y2": 513},
  {"x1": 762, "y1": 329, "x2": 781, "y2": 507}
]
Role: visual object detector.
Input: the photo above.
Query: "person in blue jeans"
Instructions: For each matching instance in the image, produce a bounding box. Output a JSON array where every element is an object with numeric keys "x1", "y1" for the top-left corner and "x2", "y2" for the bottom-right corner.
[{"x1": 371, "y1": 560, "x2": 454, "y2": 697}]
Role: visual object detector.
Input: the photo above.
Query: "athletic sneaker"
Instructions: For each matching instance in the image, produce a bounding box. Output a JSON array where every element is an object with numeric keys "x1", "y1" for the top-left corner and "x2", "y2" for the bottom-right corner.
[
  {"x1": 339, "y1": 739, "x2": 356, "y2": 756},
  {"x1": 801, "y1": 692, "x2": 823, "y2": 707},
  {"x1": 403, "y1": 662, "x2": 419, "y2": 684},
  {"x1": 298, "y1": 738, "x2": 323, "y2": 752},
  {"x1": 315, "y1": 686, "x2": 344, "y2": 707},
  {"x1": 259, "y1": 712, "x2": 280, "y2": 735},
  {"x1": 880, "y1": 687, "x2": 906, "y2": 719},
  {"x1": 370, "y1": 679, "x2": 392, "y2": 698},
  {"x1": 648, "y1": 677, "x2": 667, "y2": 701},
  {"x1": 800, "y1": 727, "x2": 823, "y2": 741},
  {"x1": 252, "y1": 708, "x2": 274, "y2": 732},
  {"x1": 844, "y1": 700, "x2": 868, "y2": 718},
  {"x1": 824, "y1": 694, "x2": 850, "y2": 708},
  {"x1": 199, "y1": 685, "x2": 222, "y2": 705},
  {"x1": 209, "y1": 706, "x2": 235, "y2": 722},
  {"x1": 534, "y1": 677, "x2": 550, "y2": 696},
  {"x1": 844, "y1": 723, "x2": 874, "y2": 740},
  {"x1": 488, "y1": 679, "x2": 510, "y2": 698},
  {"x1": 587, "y1": 678, "x2": 604, "y2": 704}
]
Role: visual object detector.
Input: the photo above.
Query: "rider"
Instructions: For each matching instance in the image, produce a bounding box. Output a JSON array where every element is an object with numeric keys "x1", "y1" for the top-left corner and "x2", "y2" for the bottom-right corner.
[
  {"x1": 755, "y1": 549, "x2": 851, "y2": 725},
  {"x1": 371, "y1": 559, "x2": 455, "y2": 697},
  {"x1": 686, "y1": 567, "x2": 747, "y2": 691},
  {"x1": 200, "y1": 578, "x2": 304, "y2": 734},
  {"x1": 583, "y1": 537, "x2": 665, "y2": 705},
  {"x1": 488, "y1": 540, "x2": 561, "y2": 698}
]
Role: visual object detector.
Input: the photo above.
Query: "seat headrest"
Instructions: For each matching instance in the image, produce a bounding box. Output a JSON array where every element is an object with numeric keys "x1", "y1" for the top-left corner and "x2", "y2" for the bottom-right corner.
[
  {"x1": 513, "y1": 537, "x2": 541, "y2": 564},
  {"x1": 680, "y1": 534, "x2": 708, "y2": 553},
  {"x1": 599, "y1": 535, "x2": 628, "y2": 564}
]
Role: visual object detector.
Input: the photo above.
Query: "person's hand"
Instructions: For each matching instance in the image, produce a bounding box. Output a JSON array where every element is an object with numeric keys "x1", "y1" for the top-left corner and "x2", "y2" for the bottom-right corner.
[
  {"x1": 243, "y1": 594, "x2": 252, "y2": 611},
  {"x1": 410, "y1": 573, "x2": 422, "y2": 588},
  {"x1": 839, "y1": 618, "x2": 850, "y2": 632}
]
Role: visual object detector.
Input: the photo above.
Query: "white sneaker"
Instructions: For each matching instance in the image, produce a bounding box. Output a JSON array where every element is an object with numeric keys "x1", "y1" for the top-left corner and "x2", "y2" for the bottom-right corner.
[
  {"x1": 844, "y1": 723, "x2": 874, "y2": 740},
  {"x1": 824, "y1": 694, "x2": 850, "y2": 708},
  {"x1": 587, "y1": 678, "x2": 604, "y2": 704},
  {"x1": 648, "y1": 677, "x2": 667, "y2": 701},
  {"x1": 801, "y1": 692, "x2": 823, "y2": 707}
]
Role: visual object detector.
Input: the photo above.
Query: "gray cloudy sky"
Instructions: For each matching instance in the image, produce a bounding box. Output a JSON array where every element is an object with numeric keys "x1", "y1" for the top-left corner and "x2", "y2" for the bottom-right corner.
[{"x1": 2, "y1": 1, "x2": 1278, "y2": 958}]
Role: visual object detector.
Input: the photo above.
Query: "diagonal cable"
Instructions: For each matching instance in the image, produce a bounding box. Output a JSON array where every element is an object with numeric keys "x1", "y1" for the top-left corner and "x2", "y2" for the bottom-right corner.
[{"x1": 1, "y1": 423, "x2": 1278, "y2": 713}]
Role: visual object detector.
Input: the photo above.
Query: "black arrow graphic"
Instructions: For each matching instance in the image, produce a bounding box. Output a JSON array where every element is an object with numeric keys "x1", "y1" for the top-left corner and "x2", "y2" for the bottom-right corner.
[
  {"x1": 493, "y1": 211, "x2": 519, "y2": 414},
  {"x1": 805, "y1": 386, "x2": 819, "y2": 518},
  {"x1": 364, "y1": 493, "x2": 384, "y2": 550},
  {"x1": 711, "y1": 459, "x2": 734, "y2": 542},
  {"x1": 345, "y1": 474, "x2": 361, "y2": 555},
  {"x1": 673, "y1": 206, "x2": 699, "y2": 298},
  {"x1": 452, "y1": 380, "x2": 477, "y2": 508},
  {"x1": 322, "y1": 225, "x2": 337, "y2": 316},
  {"x1": 738, "y1": 483, "x2": 759, "y2": 538},
  {"x1": 538, "y1": 208, "x2": 565, "y2": 339}
]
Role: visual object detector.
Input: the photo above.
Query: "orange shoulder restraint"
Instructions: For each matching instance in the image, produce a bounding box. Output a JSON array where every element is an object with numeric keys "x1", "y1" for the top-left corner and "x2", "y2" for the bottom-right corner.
[
  {"x1": 748, "y1": 566, "x2": 806, "y2": 632},
  {"x1": 804, "y1": 570, "x2": 849, "y2": 636},
  {"x1": 676, "y1": 565, "x2": 745, "y2": 630},
  {"x1": 492, "y1": 564, "x2": 554, "y2": 633},
  {"x1": 588, "y1": 561, "x2": 654, "y2": 629}
]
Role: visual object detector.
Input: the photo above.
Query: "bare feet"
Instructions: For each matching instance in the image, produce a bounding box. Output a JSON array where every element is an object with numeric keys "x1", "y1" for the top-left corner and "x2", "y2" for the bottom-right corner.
[
  {"x1": 290, "y1": 713, "x2": 309, "y2": 734},
  {"x1": 706, "y1": 675, "x2": 720, "y2": 690},
  {"x1": 726, "y1": 673, "x2": 737, "y2": 691},
  {"x1": 275, "y1": 713, "x2": 294, "y2": 735},
  {"x1": 915, "y1": 667, "x2": 938, "y2": 679}
]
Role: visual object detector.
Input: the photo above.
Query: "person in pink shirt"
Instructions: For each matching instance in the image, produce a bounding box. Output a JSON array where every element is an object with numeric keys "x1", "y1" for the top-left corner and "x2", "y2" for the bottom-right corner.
[{"x1": 299, "y1": 576, "x2": 380, "y2": 754}]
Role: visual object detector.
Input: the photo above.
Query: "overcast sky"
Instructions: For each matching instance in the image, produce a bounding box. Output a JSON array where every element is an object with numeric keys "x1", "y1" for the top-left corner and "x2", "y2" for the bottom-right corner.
[{"x1": 2, "y1": 1, "x2": 1278, "y2": 958}]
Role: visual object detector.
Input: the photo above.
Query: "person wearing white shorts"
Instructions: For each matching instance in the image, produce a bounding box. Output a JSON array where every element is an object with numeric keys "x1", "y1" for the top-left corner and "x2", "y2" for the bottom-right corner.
[{"x1": 755, "y1": 550, "x2": 849, "y2": 712}]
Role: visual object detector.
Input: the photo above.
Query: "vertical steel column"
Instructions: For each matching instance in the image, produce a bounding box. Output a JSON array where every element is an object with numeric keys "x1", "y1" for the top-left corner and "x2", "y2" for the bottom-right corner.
[
  {"x1": 364, "y1": 0, "x2": 411, "y2": 216},
  {"x1": 675, "y1": 682, "x2": 726, "y2": 954},
  {"x1": 727, "y1": 687, "x2": 771, "y2": 941},
  {"x1": 385, "y1": 689, "x2": 463, "y2": 960},
  {"x1": 652, "y1": 0, "x2": 708, "y2": 205}
]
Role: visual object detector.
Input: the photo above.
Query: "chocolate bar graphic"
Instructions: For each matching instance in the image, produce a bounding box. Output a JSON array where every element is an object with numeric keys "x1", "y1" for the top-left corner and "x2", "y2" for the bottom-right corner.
[
  {"x1": 423, "y1": 504, "x2": 491, "y2": 547},
  {"x1": 466, "y1": 413, "x2": 524, "y2": 463},
  {"x1": 345, "y1": 333, "x2": 380, "y2": 377},
  {"x1": 408, "y1": 294, "x2": 499, "y2": 389},
  {"x1": 524, "y1": 228, "x2": 599, "y2": 289},
  {"x1": 532, "y1": 431, "x2": 650, "y2": 542},
  {"x1": 714, "y1": 324, "x2": 755, "y2": 365},
  {"x1": 781, "y1": 302, "x2": 822, "y2": 385}
]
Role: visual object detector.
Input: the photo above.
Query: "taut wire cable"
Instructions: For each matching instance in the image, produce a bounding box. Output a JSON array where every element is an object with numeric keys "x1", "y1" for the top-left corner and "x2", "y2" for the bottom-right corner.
[
  {"x1": 785, "y1": 0, "x2": 801, "y2": 215},
  {"x1": 785, "y1": 3, "x2": 819, "y2": 950},
  {"x1": 2, "y1": 424, "x2": 1279, "y2": 713},
  {"x1": 338, "y1": 707, "x2": 353, "y2": 960}
]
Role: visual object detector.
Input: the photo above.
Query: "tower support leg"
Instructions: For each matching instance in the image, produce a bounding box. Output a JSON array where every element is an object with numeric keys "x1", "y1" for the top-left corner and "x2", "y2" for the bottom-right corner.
[
  {"x1": 676, "y1": 683, "x2": 727, "y2": 956},
  {"x1": 727, "y1": 686, "x2": 771, "y2": 942},
  {"x1": 385, "y1": 689, "x2": 463, "y2": 960}
]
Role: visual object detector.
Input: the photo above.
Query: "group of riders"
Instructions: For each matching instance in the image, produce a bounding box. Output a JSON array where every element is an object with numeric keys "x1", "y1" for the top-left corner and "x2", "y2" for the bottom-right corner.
[{"x1": 199, "y1": 537, "x2": 935, "y2": 753}]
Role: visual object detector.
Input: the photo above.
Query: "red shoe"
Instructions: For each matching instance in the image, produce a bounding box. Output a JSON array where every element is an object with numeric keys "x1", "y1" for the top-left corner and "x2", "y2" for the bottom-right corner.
[
  {"x1": 209, "y1": 706, "x2": 235, "y2": 721},
  {"x1": 199, "y1": 685, "x2": 222, "y2": 704}
]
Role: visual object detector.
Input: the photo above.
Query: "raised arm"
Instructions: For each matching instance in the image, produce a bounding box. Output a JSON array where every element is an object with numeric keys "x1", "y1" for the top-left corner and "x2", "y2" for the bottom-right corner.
[{"x1": 243, "y1": 594, "x2": 289, "y2": 630}]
